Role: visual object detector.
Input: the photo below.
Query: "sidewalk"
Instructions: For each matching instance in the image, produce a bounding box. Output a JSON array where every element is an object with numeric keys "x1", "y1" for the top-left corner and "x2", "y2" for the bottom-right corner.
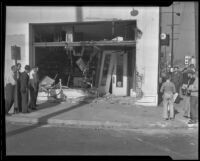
[{"x1": 6, "y1": 96, "x2": 198, "y2": 130}]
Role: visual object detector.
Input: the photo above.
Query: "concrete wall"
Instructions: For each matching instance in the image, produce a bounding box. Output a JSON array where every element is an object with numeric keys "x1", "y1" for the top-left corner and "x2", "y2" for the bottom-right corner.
[
  {"x1": 5, "y1": 6, "x2": 159, "y2": 105},
  {"x1": 136, "y1": 8, "x2": 159, "y2": 105}
]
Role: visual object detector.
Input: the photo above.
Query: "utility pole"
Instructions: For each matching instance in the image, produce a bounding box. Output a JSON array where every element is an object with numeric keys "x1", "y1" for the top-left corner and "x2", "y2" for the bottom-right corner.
[
  {"x1": 162, "y1": 3, "x2": 180, "y2": 68},
  {"x1": 171, "y1": 4, "x2": 174, "y2": 67}
]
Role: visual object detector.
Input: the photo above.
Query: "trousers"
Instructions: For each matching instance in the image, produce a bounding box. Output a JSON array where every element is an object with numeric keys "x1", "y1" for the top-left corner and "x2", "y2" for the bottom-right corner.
[
  {"x1": 14, "y1": 81, "x2": 22, "y2": 112},
  {"x1": 28, "y1": 86, "x2": 35, "y2": 109},
  {"x1": 34, "y1": 88, "x2": 39, "y2": 106},
  {"x1": 21, "y1": 90, "x2": 29, "y2": 113},
  {"x1": 163, "y1": 93, "x2": 174, "y2": 119},
  {"x1": 183, "y1": 96, "x2": 190, "y2": 117},
  {"x1": 190, "y1": 96, "x2": 198, "y2": 121},
  {"x1": 5, "y1": 83, "x2": 15, "y2": 113}
]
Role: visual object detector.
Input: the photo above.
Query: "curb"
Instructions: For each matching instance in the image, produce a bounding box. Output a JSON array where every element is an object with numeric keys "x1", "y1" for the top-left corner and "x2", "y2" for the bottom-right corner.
[{"x1": 6, "y1": 116, "x2": 194, "y2": 130}]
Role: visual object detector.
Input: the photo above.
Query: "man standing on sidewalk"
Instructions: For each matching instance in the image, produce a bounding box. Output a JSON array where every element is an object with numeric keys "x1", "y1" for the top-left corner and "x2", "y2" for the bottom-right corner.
[
  {"x1": 20, "y1": 65, "x2": 31, "y2": 113},
  {"x1": 33, "y1": 66, "x2": 39, "y2": 107},
  {"x1": 5, "y1": 65, "x2": 17, "y2": 115},
  {"x1": 160, "y1": 74, "x2": 176, "y2": 120},
  {"x1": 28, "y1": 67, "x2": 36, "y2": 110},
  {"x1": 29, "y1": 66, "x2": 39, "y2": 110},
  {"x1": 182, "y1": 70, "x2": 195, "y2": 118},
  {"x1": 14, "y1": 63, "x2": 22, "y2": 113},
  {"x1": 171, "y1": 66, "x2": 182, "y2": 103},
  {"x1": 188, "y1": 70, "x2": 198, "y2": 125}
]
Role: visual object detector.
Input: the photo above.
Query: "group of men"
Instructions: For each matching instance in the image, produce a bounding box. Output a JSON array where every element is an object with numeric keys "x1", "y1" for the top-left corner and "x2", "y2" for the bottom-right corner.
[
  {"x1": 159, "y1": 64, "x2": 198, "y2": 125},
  {"x1": 5, "y1": 63, "x2": 39, "y2": 115}
]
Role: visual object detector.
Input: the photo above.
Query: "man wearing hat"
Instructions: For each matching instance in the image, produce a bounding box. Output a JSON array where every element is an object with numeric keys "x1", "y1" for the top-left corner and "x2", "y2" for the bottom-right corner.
[
  {"x1": 13, "y1": 63, "x2": 22, "y2": 113},
  {"x1": 20, "y1": 65, "x2": 31, "y2": 113},
  {"x1": 182, "y1": 69, "x2": 195, "y2": 118},
  {"x1": 33, "y1": 66, "x2": 39, "y2": 107},
  {"x1": 29, "y1": 66, "x2": 39, "y2": 110},
  {"x1": 171, "y1": 66, "x2": 183, "y2": 103},
  {"x1": 188, "y1": 70, "x2": 198, "y2": 125}
]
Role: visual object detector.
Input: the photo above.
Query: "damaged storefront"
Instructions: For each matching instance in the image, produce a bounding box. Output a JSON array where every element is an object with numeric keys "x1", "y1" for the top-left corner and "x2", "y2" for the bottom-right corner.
[
  {"x1": 30, "y1": 21, "x2": 137, "y2": 97},
  {"x1": 5, "y1": 7, "x2": 159, "y2": 106}
]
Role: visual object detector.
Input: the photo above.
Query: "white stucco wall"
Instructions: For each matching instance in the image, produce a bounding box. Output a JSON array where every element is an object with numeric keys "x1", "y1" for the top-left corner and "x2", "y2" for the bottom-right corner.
[
  {"x1": 5, "y1": 6, "x2": 159, "y2": 105},
  {"x1": 136, "y1": 8, "x2": 159, "y2": 105}
]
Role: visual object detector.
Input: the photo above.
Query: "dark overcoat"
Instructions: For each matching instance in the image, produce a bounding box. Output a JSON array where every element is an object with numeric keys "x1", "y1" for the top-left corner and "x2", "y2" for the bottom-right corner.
[{"x1": 20, "y1": 71, "x2": 30, "y2": 113}]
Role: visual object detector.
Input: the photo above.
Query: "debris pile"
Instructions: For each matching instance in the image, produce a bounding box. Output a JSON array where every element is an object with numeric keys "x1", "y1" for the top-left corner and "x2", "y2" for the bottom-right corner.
[{"x1": 91, "y1": 93, "x2": 137, "y2": 105}]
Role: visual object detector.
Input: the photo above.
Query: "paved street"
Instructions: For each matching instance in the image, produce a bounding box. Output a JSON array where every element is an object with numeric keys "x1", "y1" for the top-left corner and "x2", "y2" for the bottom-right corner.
[{"x1": 5, "y1": 122, "x2": 198, "y2": 159}]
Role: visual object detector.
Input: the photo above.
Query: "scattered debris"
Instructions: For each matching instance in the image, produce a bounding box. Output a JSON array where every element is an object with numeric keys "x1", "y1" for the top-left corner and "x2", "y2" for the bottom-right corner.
[
  {"x1": 91, "y1": 93, "x2": 136, "y2": 105},
  {"x1": 40, "y1": 76, "x2": 55, "y2": 86}
]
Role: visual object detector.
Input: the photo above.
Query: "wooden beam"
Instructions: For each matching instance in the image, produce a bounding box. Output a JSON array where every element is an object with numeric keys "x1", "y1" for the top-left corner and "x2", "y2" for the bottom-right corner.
[{"x1": 33, "y1": 40, "x2": 136, "y2": 47}]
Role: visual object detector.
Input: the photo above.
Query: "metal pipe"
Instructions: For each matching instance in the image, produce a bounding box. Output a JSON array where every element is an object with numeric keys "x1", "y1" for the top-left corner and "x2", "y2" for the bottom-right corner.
[{"x1": 171, "y1": 4, "x2": 174, "y2": 67}]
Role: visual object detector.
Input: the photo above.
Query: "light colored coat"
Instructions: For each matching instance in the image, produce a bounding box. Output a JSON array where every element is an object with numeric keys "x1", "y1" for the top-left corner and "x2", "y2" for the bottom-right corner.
[
  {"x1": 189, "y1": 77, "x2": 198, "y2": 97},
  {"x1": 5, "y1": 71, "x2": 16, "y2": 86}
]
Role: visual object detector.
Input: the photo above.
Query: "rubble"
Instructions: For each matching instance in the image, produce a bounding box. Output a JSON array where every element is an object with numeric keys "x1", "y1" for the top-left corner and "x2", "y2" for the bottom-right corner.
[
  {"x1": 91, "y1": 93, "x2": 137, "y2": 105},
  {"x1": 37, "y1": 85, "x2": 137, "y2": 106}
]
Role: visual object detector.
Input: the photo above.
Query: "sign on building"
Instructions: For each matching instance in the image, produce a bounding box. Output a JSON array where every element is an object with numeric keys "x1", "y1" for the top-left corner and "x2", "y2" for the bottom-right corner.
[
  {"x1": 160, "y1": 33, "x2": 170, "y2": 46},
  {"x1": 190, "y1": 56, "x2": 196, "y2": 66},
  {"x1": 11, "y1": 45, "x2": 21, "y2": 60},
  {"x1": 185, "y1": 56, "x2": 191, "y2": 65}
]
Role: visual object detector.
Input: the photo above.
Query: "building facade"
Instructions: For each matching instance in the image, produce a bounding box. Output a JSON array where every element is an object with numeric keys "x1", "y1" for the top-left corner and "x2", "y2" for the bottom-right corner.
[{"x1": 5, "y1": 6, "x2": 160, "y2": 106}]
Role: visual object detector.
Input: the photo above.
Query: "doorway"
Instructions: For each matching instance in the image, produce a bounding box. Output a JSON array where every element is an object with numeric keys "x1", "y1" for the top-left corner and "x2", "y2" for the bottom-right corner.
[
  {"x1": 99, "y1": 48, "x2": 135, "y2": 96},
  {"x1": 112, "y1": 51, "x2": 128, "y2": 96}
]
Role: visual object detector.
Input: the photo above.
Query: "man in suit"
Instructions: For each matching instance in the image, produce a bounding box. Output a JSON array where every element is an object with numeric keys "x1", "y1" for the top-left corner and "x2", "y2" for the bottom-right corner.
[
  {"x1": 20, "y1": 65, "x2": 31, "y2": 113},
  {"x1": 28, "y1": 66, "x2": 39, "y2": 110},
  {"x1": 14, "y1": 63, "x2": 22, "y2": 113},
  {"x1": 173, "y1": 66, "x2": 182, "y2": 92},
  {"x1": 28, "y1": 67, "x2": 35, "y2": 110},
  {"x1": 171, "y1": 66, "x2": 183, "y2": 103},
  {"x1": 33, "y1": 66, "x2": 39, "y2": 107}
]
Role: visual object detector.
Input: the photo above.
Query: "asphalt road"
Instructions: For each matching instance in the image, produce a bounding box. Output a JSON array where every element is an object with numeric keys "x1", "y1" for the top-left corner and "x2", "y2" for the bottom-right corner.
[{"x1": 5, "y1": 122, "x2": 198, "y2": 159}]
